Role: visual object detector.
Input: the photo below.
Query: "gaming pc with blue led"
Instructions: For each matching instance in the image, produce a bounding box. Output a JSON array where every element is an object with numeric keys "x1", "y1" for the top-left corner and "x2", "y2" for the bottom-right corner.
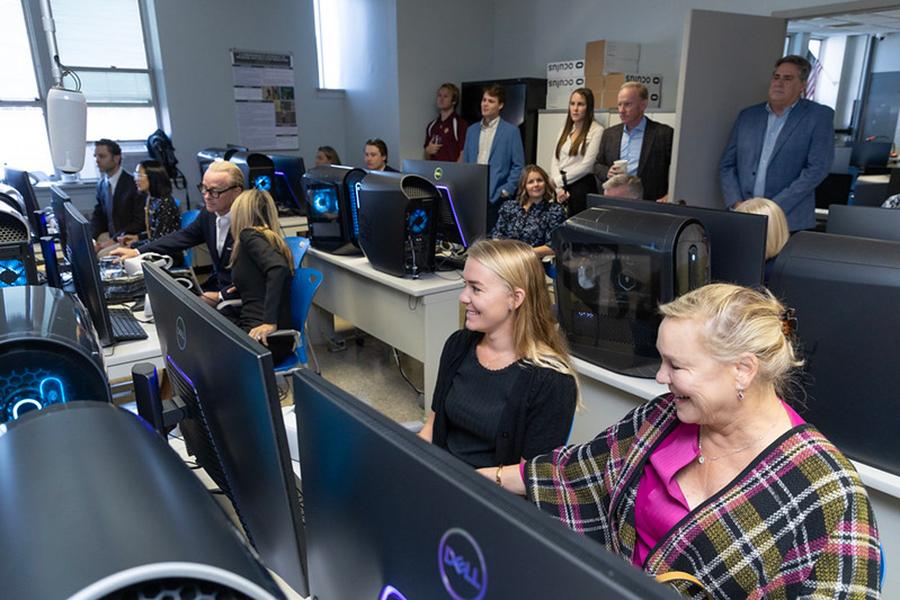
[
  {"x1": 553, "y1": 206, "x2": 709, "y2": 377},
  {"x1": 0, "y1": 202, "x2": 38, "y2": 287},
  {"x1": 301, "y1": 164, "x2": 366, "y2": 255},
  {"x1": 401, "y1": 160, "x2": 489, "y2": 249},
  {"x1": 356, "y1": 171, "x2": 439, "y2": 278},
  {"x1": 0, "y1": 285, "x2": 110, "y2": 425}
]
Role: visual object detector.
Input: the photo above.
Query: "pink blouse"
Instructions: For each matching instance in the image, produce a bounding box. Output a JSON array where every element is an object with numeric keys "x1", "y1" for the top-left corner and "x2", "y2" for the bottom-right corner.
[{"x1": 632, "y1": 401, "x2": 805, "y2": 567}]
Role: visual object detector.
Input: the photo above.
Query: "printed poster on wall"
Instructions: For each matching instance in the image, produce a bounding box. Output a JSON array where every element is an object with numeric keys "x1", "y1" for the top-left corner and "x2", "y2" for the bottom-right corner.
[{"x1": 231, "y1": 50, "x2": 298, "y2": 150}]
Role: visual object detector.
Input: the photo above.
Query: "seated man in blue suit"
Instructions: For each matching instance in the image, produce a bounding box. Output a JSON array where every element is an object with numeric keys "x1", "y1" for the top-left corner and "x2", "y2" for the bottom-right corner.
[
  {"x1": 720, "y1": 55, "x2": 834, "y2": 232},
  {"x1": 462, "y1": 83, "x2": 524, "y2": 232},
  {"x1": 111, "y1": 160, "x2": 244, "y2": 306}
]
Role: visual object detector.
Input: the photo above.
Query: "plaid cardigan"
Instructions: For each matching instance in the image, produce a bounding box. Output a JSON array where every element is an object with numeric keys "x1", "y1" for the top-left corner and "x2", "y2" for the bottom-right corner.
[{"x1": 526, "y1": 394, "x2": 881, "y2": 599}]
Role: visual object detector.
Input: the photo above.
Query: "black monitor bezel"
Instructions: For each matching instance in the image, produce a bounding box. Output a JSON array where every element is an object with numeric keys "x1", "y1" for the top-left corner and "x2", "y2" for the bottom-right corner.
[
  {"x1": 826, "y1": 204, "x2": 900, "y2": 243},
  {"x1": 143, "y1": 262, "x2": 309, "y2": 597},
  {"x1": 4, "y1": 168, "x2": 44, "y2": 238}
]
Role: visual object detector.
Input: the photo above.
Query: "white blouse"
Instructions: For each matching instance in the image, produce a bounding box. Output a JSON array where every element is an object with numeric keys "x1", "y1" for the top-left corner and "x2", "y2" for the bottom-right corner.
[{"x1": 549, "y1": 120, "x2": 604, "y2": 189}]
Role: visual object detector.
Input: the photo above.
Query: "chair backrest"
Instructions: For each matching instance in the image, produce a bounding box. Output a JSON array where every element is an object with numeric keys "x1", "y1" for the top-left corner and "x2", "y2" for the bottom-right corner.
[
  {"x1": 180, "y1": 209, "x2": 201, "y2": 266},
  {"x1": 288, "y1": 267, "x2": 323, "y2": 364},
  {"x1": 285, "y1": 236, "x2": 310, "y2": 270}
]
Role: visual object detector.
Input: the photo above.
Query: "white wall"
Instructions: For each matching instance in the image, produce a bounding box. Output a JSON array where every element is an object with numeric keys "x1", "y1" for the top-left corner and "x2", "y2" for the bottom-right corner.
[
  {"x1": 395, "y1": 0, "x2": 494, "y2": 163},
  {"x1": 148, "y1": 0, "x2": 346, "y2": 196},
  {"x1": 871, "y1": 33, "x2": 900, "y2": 149}
]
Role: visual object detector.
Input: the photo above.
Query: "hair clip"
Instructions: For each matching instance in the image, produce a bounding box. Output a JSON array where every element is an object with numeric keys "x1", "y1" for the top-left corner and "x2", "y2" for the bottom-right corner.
[{"x1": 780, "y1": 307, "x2": 797, "y2": 337}]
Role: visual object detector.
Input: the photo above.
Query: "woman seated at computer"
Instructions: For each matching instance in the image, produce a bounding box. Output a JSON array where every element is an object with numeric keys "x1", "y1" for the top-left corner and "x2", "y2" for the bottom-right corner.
[
  {"x1": 733, "y1": 197, "x2": 789, "y2": 284},
  {"x1": 418, "y1": 239, "x2": 578, "y2": 471},
  {"x1": 120, "y1": 160, "x2": 180, "y2": 248},
  {"x1": 549, "y1": 88, "x2": 603, "y2": 216},
  {"x1": 224, "y1": 189, "x2": 294, "y2": 364},
  {"x1": 314, "y1": 145, "x2": 341, "y2": 167},
  {"x1": 491, "y1": 165, "x2": 566, "y2": 258},
  {"x1": 488, "y1": 284, "x2": 880, "y2": 597}
]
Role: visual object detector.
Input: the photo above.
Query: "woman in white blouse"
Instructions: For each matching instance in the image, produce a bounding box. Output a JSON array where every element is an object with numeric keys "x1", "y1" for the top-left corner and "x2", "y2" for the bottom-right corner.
[{"x1": 549, "y1": 88, "x2": 603, "y2": 217}]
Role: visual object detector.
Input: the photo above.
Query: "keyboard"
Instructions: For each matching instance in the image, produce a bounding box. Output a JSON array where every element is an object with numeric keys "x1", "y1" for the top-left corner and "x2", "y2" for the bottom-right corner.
[{"x1": 109, "y1": 307, "x2": 149, "y2": 342}]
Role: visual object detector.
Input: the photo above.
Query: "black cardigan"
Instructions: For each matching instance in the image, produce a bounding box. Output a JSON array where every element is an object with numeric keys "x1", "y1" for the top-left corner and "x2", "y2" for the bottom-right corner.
[{"x1": 431, "y1": 329, "x2": 577, "y2": 466}]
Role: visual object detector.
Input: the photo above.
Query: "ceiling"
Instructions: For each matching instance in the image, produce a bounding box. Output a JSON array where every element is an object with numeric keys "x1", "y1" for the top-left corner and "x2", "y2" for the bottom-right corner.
[{"x1": 788, "y1": 8, "x2": 900, "y2": 35}]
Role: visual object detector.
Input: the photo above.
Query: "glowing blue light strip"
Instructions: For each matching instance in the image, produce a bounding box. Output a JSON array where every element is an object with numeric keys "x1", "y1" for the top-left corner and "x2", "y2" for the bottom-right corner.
[
  {"x1": 11, "y1": 399, "x2": 42, "y2": 420},
  {"x1": 378, "y1": 585, "x2": 408, "y2": 600},
  {"x1": 436, "y1": 185, "x2": 467, "y2": 247},
  {"x1": 351, "y1": 181, "x2": 362, "y2": 239},
  {"x1": 39, "y1": 376, "x2": 66, "y2": 404}
]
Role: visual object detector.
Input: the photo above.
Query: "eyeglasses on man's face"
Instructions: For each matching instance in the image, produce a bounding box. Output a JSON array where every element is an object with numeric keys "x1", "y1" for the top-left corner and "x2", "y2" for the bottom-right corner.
[{"x1": 197, "y1": 184, "x2": 239, "y2": 199}]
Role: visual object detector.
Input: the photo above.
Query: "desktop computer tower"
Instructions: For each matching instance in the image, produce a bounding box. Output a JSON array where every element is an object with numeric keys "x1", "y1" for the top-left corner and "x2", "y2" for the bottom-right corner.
[
  {"x1": 0, "y1": 402, "x2": 283, "y2": 599},
  {"x1": 0, "y1": 285, "x2": 110, "y2": 424},
  {"x1": 356, "y1": 172, "x2": 439, "y2": 278},
  {"x1": 553, "y1": 207, "x2": 709, "y2": 377},
  {"x1": 302, "y1": 165, "x2": 366, "y2": 255},
  {"x1": 0, "y1": 202, "x2": 37, "y2": 287}
]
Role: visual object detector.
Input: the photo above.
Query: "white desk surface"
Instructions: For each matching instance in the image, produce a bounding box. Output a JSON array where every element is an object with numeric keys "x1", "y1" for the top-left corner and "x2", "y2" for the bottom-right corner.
[
  {"x1": 857, "y1": 174, "x2": 891, "y2": 185},
  {"x1": 103, "y1": 308, "x2": 163, "y2": 382},
  {"x1": 306, "y1": 247, "x2": 464, "y2": 297}
]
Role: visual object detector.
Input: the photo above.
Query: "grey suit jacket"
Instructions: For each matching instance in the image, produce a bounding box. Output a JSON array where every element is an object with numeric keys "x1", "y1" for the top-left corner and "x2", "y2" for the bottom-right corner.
[{"x1": 593, "y1": 117, "x2": 674, "y2": 201}]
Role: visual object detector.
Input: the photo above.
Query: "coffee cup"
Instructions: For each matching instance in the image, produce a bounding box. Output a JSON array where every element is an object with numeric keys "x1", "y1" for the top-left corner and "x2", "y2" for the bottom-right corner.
[{"x1": 612, "y1": 159, "x2": 629, "y2": 174}]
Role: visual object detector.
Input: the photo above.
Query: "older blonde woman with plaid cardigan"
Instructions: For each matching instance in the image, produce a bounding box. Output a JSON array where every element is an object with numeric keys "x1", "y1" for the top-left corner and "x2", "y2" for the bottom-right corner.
[{"x1": 489, "y1": 284, "x2": 881, "y2": 598}]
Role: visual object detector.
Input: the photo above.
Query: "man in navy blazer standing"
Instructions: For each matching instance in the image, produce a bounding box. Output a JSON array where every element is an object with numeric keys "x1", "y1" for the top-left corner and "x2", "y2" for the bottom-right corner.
[
  {"x1": 720, "y1": 55, "x2": 834, "y2": 231},
  {"x1": 462, "y1": 83, "x2": 524, "y2": 232},
  {"x1": 111, "y1": 160, "x2": 243, "y2": 306}
]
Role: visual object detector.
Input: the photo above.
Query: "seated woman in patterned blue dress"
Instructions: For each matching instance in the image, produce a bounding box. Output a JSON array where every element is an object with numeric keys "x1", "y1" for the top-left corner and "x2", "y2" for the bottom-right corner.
[
  {"x1": 491, "y1": 164, "x2": 567, "y2": 258},
  {"x1": 122, "y1": 160, "x2": 180, "y2": 248}
]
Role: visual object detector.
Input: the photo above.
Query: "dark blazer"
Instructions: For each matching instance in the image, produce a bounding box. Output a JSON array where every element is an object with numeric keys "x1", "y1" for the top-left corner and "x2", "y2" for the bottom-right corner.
[
  {"x1": 431, "y1": 329, "x2": 577, "y2": 466},
  {"x1": 383, "y1": 165, "x2": 399, "y2": 173},
  {"x1": 139, "y1": 207, "x2": 233, "y2": 292},
  {"x1": 593, "y1": 117, "x2": 674, "y2": 202},
  {"x1": 719, "y1": 99, "x2": 834, "y2": 231},
  {"x1": 91, "y1": 170, "x2": 143, "y2": 239}
]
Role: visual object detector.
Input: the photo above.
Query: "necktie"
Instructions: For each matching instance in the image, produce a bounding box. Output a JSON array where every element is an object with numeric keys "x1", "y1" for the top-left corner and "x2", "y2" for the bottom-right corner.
[{"x1": 105, "y1": 179, "x2": 115, "y2": 231}]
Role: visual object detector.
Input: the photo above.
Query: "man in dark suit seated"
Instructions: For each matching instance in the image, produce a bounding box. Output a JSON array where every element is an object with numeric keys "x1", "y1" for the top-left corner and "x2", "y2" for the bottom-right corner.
[
  {"x1": 719, "y1": 55, "x2": 834, "y2": 232},
  {"x1": 91, "y1": 139, "x2": 143, "y2": 252},
  {"x1": 111, "y1": 161, "x2": 244, "y2": 306},
  {"x1": 592, "y1": 82, "x2": 674, "y2": 202}
]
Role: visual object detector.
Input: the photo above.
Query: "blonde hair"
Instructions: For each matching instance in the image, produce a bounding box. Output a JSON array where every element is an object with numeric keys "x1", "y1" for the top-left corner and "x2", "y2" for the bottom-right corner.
[
  {"x1": 207, "y1": 159, "x2": 245, "y2": 188},
  {"x1": 466, "y1": 239, "x2": 580, "y2": 401},
  {"x1": 659, "y1": 283, "x2": 802, "y2": 397},
  {"x1": 734, "y1": 198, "x2": 789, "y2": 260},
  {"x1": 228, "y1": 189, "x2": 293, "y2": 273}
]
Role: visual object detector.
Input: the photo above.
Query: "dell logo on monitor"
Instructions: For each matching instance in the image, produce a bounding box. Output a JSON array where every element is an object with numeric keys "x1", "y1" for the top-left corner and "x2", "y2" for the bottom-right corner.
[
  {"x1": 175, "y1": 316, "x2": 187, "y2": 351},
  {"x1": 433, "y1": 167, "x2": 443, "y2": 181},
  {"x1": 438, "y1": 528, "x2": 487, "y2": 600}
]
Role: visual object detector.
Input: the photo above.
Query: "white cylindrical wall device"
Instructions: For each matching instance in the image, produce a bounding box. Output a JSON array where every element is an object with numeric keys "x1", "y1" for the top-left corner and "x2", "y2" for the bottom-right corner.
[{"x1": 46, "y1": 87, "x2": 87, "y2": 174}]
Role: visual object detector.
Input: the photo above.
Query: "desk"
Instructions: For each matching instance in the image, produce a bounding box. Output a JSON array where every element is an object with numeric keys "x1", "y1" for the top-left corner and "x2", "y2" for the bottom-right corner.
[
  {"x1": 571, "y1": 358, "x2": 900, "y2": 596},
  {"x1": 304, "y1": 248, "x2": 464, "y2": 411},
  {"x1": 103, "y1": 310, "x2": 163, "y2": 400}
]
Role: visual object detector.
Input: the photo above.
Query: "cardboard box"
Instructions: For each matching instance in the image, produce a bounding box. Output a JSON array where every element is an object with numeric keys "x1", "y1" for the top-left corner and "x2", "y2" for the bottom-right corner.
[
  {"x1": 625, "y1": 73, "x2": 663, "y2": 108},
  {"x1": 588, "y1": 72, "x2": 664, "y2": 110},
  {"x1": 584, "y1": 40, "x2": 640, "y2": 77},
  {"x1": 546, "y1": 59, "x2": 586, "y2": 109}
]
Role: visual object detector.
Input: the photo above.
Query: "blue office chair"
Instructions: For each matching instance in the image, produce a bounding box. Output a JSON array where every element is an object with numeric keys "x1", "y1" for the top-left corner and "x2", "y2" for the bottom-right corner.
[
  {"x1": 180, "y1": 209, "x2": 200, "y2": 267},
  {"x1": 284, "y1": 236, "x2": 310, "y2": 270},
  {"x1": 268, "y1": 266, "x2": 323, "y2": 375}
]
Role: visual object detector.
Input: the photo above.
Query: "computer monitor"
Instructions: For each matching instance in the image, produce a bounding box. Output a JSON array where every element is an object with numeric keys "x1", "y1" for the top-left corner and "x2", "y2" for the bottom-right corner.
[
  {"x1": 402, "y1": 159, "x2": 489, "y2": 248},
  {"x1": 769, "y1": 231, "x2": 900, "y2": 476},
  {"x1": 143, "y1": 263, "x2": 308, "y2": 596},
  {"x1": 48, "y1": 185, "x2": 71, "y2": 248},
  {"x1": 587, "y1": 194, "x2": 767, "y2": 286},
  {"x1": 815, "y1": 173, "x2": 853, "y2": 210},
  {"x1": 826, "y1": 204, "x2": 900, "y2": 242},
  {"x1": 293, "y1": 370, "x2": 675, "y2": 599},
  {"x1": 62, "y1": 203, "x2": 115, "y2": 347},
  {"x1": 3, "y1": 167, "x2": 44, "y2": 238},
  {"x1": 850, "y1": 141, "x2": 891, "y2": 170},
  {"x1": 270, "y1": 154, "x2": 306, "y2": 215}
]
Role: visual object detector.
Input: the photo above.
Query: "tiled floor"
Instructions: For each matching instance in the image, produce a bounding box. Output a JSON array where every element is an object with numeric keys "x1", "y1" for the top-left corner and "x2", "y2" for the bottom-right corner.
[{"x1": 310, "y1": 332, "x2": 425, "y2": 425}]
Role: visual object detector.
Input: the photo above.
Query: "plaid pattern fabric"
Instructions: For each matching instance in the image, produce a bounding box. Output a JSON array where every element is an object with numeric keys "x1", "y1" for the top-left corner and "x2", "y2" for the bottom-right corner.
[{"x1": 526, "y1": 395, "x2": 881, "y2": 599}]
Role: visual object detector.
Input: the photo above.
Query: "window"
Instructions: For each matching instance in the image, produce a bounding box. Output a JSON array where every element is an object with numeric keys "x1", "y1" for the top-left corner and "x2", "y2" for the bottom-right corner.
[
  {"x1": 313, "y1": 0, "x2": 343, "y2": 89},
  {"x1": 0, "y1": 0, "x2": 159, "y2": 178}
]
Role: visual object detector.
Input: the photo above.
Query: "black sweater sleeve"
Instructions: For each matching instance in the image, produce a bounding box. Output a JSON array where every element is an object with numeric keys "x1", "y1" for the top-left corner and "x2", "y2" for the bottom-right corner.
[
  {"x1": 241, "y1": 230, "x2": 291, "y2": 324},
  {"x1": 520, "y1": 369, "x2": 577, "y2": 460}
]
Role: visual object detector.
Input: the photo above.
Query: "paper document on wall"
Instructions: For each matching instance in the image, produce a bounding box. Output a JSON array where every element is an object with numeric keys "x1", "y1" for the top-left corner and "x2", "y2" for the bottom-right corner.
[{"x1": 231, "y1": 49, "x2": 298, "y2": 150}]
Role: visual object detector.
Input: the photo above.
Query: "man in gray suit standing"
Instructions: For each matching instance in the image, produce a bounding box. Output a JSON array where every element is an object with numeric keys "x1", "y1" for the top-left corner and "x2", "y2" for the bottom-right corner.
[
  {"x1": 719, "y1": 55, "x2": 834, "y2": 231},
  {"x1": 593, "y1": 82, "x2": 674, "y2": 202}
]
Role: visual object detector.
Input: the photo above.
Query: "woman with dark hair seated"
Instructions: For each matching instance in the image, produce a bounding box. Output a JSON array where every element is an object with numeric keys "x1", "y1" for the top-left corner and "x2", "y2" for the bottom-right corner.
[
  {"x1": 491, "y1": 164, "x2": 566, "y2": 258},
  {"x1": 488, "y1": 284, "x2": 881, "y2": 598},
  {"x1": 419, "y1": 239, "x2": 578, "y2": 472},
  {"x1": 226, "y1": 189, "x2": 294, "y2": 364},
  {"x1": 121, "y1": 159, "x2": 180, "y2": 247}
]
